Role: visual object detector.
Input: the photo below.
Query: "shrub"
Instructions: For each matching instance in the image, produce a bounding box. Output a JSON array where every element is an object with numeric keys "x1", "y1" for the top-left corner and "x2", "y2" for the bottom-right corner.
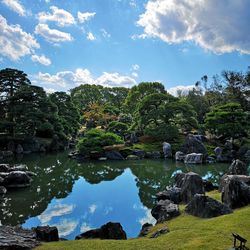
[
  {"x1": 107, "y1": 121, "x2": 128, "y2": 136},
  {"x1": 77, "y1": 129, "x2": 124, "y2": 155},
  {"x1": 36, "y1": 122, "x2": 54, "y2": 138}
]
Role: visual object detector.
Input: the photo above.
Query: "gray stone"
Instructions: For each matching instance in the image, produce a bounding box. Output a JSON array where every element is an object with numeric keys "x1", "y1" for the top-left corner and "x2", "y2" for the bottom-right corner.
[
  {"x1": 150, "y1": 227, "x2": 169, "y2": 238},
  {"x1": 186, "y1": 194, "x2": 232, "y2": 218},
  {"x1": 105, "y1": 151, "x2": 124, "y2": 160},
  {"x1": 163, "y1": 142, "x2": 172, "y2": 158},
  {"x1": 228, "y1": 159, "x2": 248, "y2": 175},
  {"x1": 146, "y1": 151, "x2": 161, "y2": 159},
  {"x1": 184, "y1": 153, "x2": 203, "y2": 164},
  {"x1": 175, "y1": 151, "x2": 186, "y2": 161},
  {"x1": 0, "y1": 164, "x2": 10, "y2": 172},
  {"x1": 151, "y1": 199, "x2": 180, "y2": 223},
  {"x1": 175, "y1": 172, "x2": 205, "y2": 203},
  {"x1": 221, "y1": 177, "x2": 250, "y2": 209},
  {"x1": 126, "y1": 155, "x2": 140, "y2": 160},
  {"x1": 75, "y1": 222, "x2": 127, "y2": 240},
  {"x1": 3, "y1": 171, "x2": 31, "y2": 188},
  {"x1": 2, "y1": 151, "x2": 14, "y2": 158},
  {"x1": 244, "y1": 150, "x2": 250, "y2": 164},
  {"x1": 0, "y1": 226, "x2": 40, "y2": 249},
  {"x1": 156, "y1": 187, "x2": 181, "y2": 204},
  {"x1": 138, "y1": 223, "x2": 153, "y2": 237},
  {"x1": 132, "y1": 150, "x2": 145, "y2": 159},
  {"x1": 219, "y1": 174, "x2": 250, "y2": 192},
  {"x1": 34, "y1": 226, "x2": 59, "y2": 242}
]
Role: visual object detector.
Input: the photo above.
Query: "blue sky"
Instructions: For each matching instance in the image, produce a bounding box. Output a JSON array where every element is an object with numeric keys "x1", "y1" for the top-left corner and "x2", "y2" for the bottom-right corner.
[{"x1": 0, "y1": 0, "x2": 250, "y2": 94}]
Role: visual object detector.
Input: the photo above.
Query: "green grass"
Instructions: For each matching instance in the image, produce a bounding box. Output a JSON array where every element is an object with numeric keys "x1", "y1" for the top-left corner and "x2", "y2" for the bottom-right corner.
[{"x1": 36, "y1": 191, "x2": 250, "y2": 250}]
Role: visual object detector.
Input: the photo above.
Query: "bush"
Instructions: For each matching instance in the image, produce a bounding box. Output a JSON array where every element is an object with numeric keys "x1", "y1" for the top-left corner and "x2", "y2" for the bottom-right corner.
[
  {"x1": 144, "y1": 124, "x2": 179, "y2": 141},
  {"x1": 77, "y1": 129, "x2": 124, "y2": 155},
  {"x1": 36, "y1": 122, "x2": 54, "y2": 138}
]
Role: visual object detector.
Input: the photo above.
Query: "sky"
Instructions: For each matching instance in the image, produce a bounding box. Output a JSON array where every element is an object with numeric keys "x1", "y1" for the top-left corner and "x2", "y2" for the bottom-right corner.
[{"x1": 0, "y1": 0, "x2": 250, "y2": 94}]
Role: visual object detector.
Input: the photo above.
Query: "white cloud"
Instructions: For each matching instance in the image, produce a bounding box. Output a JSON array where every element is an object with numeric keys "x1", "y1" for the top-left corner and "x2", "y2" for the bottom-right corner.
[
  {"x1": 51, "y1": 219, "x2": 78, "y2": 237},
  {"x1": 167, "y1": 85, "x2": 195, "y2": 96},
  {"x1": 139, "y1": 209, "x2": 156, "y2": 226},
  {"x1": 131, "y1": 72, "x2": 138, "y2": 78},
  {"x1": 35, "y1": 23, "x2": 73, "y2": 43},
  {"x1": 77, "y1": 11, "x2": 96, "y2": 23},
  {"x1": 87, "y1": 32, "x2": 96, "y2": 41},
  {"x1": 31, "y1": 54, "x2": 51, "y2": 66},
  {"x1": 80, "y1": 222, "x2": 93, "y2": 233},
  {"x1": 137, "y1": 0, "x2": 250, "y2": 54},
  {"x1": 37, "y1": 6, "x2": 75, "y2": 27},
  {"x1": 89, "y1": 204, "x2": 97, "y2": 214},
  {"x1": 44, "y1": 87, "x2": 56, "y2": 93},
  {"x1": 100, "y1": 29, "x2": 111, "y2": 39},
  {"x1": 2, "y1": 0, "x2": 26, "y2": 16},
  {"x1": 0, "y1": 15, "x2": 39, "y2": 60},
  {"x1": 129, "y1": 0, "x2": 137, "y2": 8},
  {"x1": 33, "y1": 68, "x2": 137, "y2": 89},
  {"x1": 38, "y1": 203, "x2": 75, "y2": 224}
]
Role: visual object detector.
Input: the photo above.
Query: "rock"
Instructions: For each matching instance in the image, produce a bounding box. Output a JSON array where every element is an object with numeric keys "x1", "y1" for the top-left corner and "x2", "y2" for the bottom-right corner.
[
  {"x1": 138, "y1": 223, "x2": 153, "y2": 237},
  {"x1": 132, "y1": 150, "x2": 145, "y2": 159},
  {"x1": 40, "y1": 145, "x2": 46, "y2": 152},
  {"x1": 126, "y1": 155, "x2": 140, "y2": 160},
  {"x1": 105, "y1": 151, "x2": 124, "y2": 160},
  {"x1": 203, "y1": 180, "x2": 218, "y2": 192},
  {"x1": 214, "y1": 147, "x2": 223, "y2": 157},
  {"x1": 0, "y1": 164, "x2": 10, "y2": 172},
  {"x1": 221, "y1": 177, "x2": 250, "y2": 209},
  {"x1": 206, "y1": 156, "x2": 216, "y2": 163},
  {"x1": 146, "y1": 151, "x2": 161, "y2": 159},
  {"x1": 194, "y1": 135, "x2": 206, "y2": 142},
  {"x1": 75, "y1": 222, "x2": 127, "y2": 240},
  {"x1": 219, "y1": 174, "x2": 250, "y2": 192},
  {"x1": 180, "y1": 134, "x2": 207, "y2": 157},
  {"x1": 89, "y1": 151, "x2": 103, "y2": 160},
  {"x1": 215, "y1": 144, "x2": 234, "y2": 163},
  {"x1": 3, "y1": 171, "x2": 31, "y2": 188},
  {"x1": 244, "y1": 150, "x2": 250, "y2": 164},
  {"x1": 150, "y1": 227, "x2": 169, "y2": 238},
  {"x1": 16, "y1": 144, "x2": 24, "y2": 154},
  {"x1": 0, "y1": 176, "x2": 4, "y2": 184},
  {"x1": 10, "y1": 164, "x2": 28, "y2": 172},
  {"x1": 0, "y1": 186, "x2": 7, "y2": 194},
  {"x1": 228, "y1": 159, "x2": 248, "y2": 175},
  {"x1": 156, "y1": 187, "x2": 181, "y2": 204},
  {"x1": 0, "y1": 226, "x2": 40, "y2": 249},
  {"x1": 175, "y1": 172, "x2": 205, "y2": 203},
  {"x1": 175, "y1": 151, "x2": 186, "y2": 161},
  {"x1": 34, "y1": 226, "x2": 59, "y2": 242},
  {"x1": 186, "y1": 194, "x2": 232, "y2": 218},
  {"x1": 163, "y1": 142, "x2": 172, "y2": 158},
  {"x1": 98, "y1": 157, "x2": 107, "y2": 161},
  {"x1": 26, "y1": 171, "x2": 37, "y2": 177},
  {"x1": 151, "y1": 200, "x2": 180, "y2": 223},
  {"x1": 184, "y1": 153, "x2": 203, "y2": 164}
]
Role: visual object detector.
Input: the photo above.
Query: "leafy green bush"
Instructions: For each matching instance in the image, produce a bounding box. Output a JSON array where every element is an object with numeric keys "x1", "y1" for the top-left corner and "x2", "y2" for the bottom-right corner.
[
  {"x1": 36, "y1": 122, "x2": 54, "y2": 138},
  {"x1": 77, "y1": 129, "x2": 124, "y2": 155}
]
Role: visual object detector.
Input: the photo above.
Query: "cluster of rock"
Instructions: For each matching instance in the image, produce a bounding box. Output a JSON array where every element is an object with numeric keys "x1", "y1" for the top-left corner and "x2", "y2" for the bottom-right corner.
[
  {"x1": 0, "y1": 164, "x2": 35, "y2": 195},
  {"x1": 0, "y1": 225, "x2": 59, "y2": 249}
]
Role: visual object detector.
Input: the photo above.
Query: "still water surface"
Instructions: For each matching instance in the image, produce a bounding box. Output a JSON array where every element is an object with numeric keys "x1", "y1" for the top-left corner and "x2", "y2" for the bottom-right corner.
[{"x1": 0, "y1": 152, "x2": 228, "y2": 239}]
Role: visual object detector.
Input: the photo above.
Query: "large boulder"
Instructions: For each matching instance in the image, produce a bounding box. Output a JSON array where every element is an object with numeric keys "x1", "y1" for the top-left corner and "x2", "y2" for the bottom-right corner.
[
  {"x1": 186, "y1": 194, "x2": 232, "y2": 218},
  {"x1": 227, "y1": 159, "x2": 248, "y2": 175},
  {"x1": 3, "y1": 171, "x2": 31, "y2": 188},
  {"x1": 219, "y1": 175, "x2": 250, "y2": 192},
  {"x1": 0, "y1": 226, "x2": 40, "y2": 249},
  {"x1": 75, "y1": 222, "x2": 127, "y2": 240},
  {"x1": 180, "y1": 134, "x2": 207, "y2": 157},
  {"x1": 151, "y1": 200, "x2": 180, "y2": 223},
  {"x1": 146, "y1": 151, "x2": 161, "y2": 159},
  {"x1": 156, "y1": 187, "x2": 181, "y2": 204},
  {"x1": 175, "y1": 151, "x2": 186, "y2": 161},
  {"x1": 150, "y1": 227, "x2": 169, "y2": 238},
  {"x1": 34, "y1": 226, "x2": 59, "y2": 242},
  {"x1": 184, "y1": 153, "x2": 203, "y2": 164},
  {"x1": 105, "y1": 151, "x2": 124, "y2": 160},
  {"x1": 175, "y1": 172, "x2": 205, "y2": 203},
  {"x1": 138, "y1": 223, "x2": 153, "y2": 237},
  {"x1": 221, "y1": 177, "x2": 250, "y2": 209},
  {"x1": 16, "y1": 144, "x2": 24, "y2": 154},
  {"x1": 163, "y1": 142, "x2": 172, "y2": 158},
  {"x1": 0, "y1": 186, "x2": 7, "y2": 195},
  {"x1": 0, "y1": 164, "x2": 10, "y2": 172},
  {"x1": 132, "y1": 150, "x2": 145, "y2": 159},
  {"x1": 126, "y1": 155, "x2": 140, "y2": 160},
  {"x1": 244, "y1": 150, "x2": 250, "y2": 164}
]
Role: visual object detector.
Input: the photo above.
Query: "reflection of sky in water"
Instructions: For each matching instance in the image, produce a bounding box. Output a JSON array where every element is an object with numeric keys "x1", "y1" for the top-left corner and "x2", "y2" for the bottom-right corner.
[{"x1": 23, "y1": 169, "x2": 156, "y2": 239}]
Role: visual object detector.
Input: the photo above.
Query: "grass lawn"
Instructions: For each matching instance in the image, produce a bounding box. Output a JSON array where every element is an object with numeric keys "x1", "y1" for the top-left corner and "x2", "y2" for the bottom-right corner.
[{"x1": 36, "y1": 191, "x2": 250, "y2": 250}]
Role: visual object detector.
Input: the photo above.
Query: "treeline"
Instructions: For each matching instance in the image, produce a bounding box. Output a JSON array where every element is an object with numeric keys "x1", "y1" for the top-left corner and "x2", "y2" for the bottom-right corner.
[{"x1": 0, "y1": 67, "x2": 249, "y2": 153}]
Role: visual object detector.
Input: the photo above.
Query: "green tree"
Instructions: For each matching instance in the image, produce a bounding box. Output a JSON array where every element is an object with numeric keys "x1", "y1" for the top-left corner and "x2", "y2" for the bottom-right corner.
[
  {"x1": 49, "y1": 92, "x2": 80, "y2": 136},
  {"x1": 0, "y1": 68, "x2": 31, "y2": 136},
  {"x1": 205, "y1": 102, "x2": 249, "y2": 141}
]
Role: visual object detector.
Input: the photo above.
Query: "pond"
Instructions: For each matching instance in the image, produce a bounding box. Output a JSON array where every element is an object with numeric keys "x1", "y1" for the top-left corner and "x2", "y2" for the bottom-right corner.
[{"x1": 0, "y1": 152, "x2": 228, "y2": 239}]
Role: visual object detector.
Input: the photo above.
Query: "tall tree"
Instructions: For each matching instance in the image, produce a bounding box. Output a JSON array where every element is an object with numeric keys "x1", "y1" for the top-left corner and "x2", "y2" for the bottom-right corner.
[{"x1": 0, "y1": 68, "x2": 31, "y2": 136}]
